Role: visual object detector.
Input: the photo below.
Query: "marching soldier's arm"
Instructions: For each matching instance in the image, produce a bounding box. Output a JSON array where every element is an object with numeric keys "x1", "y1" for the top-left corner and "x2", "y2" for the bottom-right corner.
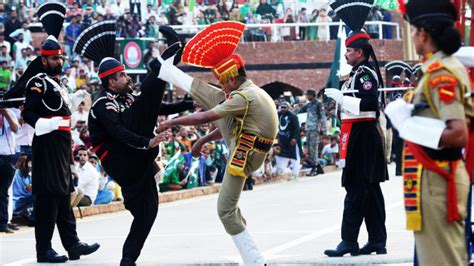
[
  {"x1": 325, "y1": 68, "x2": 378, "y2": 115},
  {"x1": 158, "y1": 100, "x2": 194, "y2": 115},
  {"x1": 93, "y1": 100, "x2": 151, "y2": 149},
  {"x1": 353, "y1": 70, "x2": 379, "y2": 112},
  {"x1": 430, "y1": 69, "x2": 468, "y2": 148},
  {"x1": 157, "y1": 93, "x2": 246, "y2": 132},
  {"x1": 22, "y1": 78, "x2": 44, "y2": 127},
  {"x1": 385, "y1": 68, "x2": 468, "y2": 149}
]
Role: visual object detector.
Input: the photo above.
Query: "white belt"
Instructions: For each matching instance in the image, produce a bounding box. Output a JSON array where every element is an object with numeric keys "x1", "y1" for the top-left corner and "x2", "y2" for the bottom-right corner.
[{"x1": 341, "y1": 111, "x2": 376, "y2": 120}]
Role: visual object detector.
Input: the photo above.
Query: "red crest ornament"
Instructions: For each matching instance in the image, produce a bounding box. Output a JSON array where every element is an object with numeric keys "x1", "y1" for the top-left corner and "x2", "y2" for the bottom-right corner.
[{"x1": 182, "y1": 22, "x2": 246, "y2": 82}]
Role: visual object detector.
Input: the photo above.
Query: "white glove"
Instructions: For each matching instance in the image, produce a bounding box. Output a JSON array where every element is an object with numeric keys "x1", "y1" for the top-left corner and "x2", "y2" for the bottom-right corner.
[
  {"x1": 70, "y1": 89, "x2": 90, "y2": 112},
  {"x1": 157, "y1": 55, "x2": 193, "y2": 93},
  {"x1": 325, "y1": 89, "x2": 361, "y2": 115},
  {"x1": 35, "y1": 117, "x2": 70, "y2": 136},
  {"x1": 324, "y1": 88, "x2": 344, "y2": 104},
  {"x1": 384, "y1": 99, "x2": 414, "y2": 130}
]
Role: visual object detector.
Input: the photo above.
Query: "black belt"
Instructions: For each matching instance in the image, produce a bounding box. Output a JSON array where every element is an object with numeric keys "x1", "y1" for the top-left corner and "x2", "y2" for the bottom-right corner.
[
  {"x1": 241, "y1": 133, "x2": 274, "y2": 154},
  {"x1": 424, "y1": 147, "x2": 463, "y2": 161}
]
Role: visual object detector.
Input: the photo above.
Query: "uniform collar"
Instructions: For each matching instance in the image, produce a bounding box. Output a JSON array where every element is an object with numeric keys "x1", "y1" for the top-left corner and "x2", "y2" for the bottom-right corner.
[
  {"x1": 350, "y1": 59, "x2": 370, "y2": 76},
  {"x1": 236, "y1": 79, "x2": 253, "y2": 91},
  {"x1": 421, "y1": 51, "x2": 446, "y2": 73}
]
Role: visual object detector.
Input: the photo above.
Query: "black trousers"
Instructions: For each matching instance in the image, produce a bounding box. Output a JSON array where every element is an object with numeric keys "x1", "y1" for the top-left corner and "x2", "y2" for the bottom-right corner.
[
  {"x1": 122, "y1": 179, "x2": 159, "y2": 262},
  {"x1": 341, "y1": 183, "x2": 387, "y2": 244},
  {"x1": 34, "y1": 194, "x2": 80, "y2": 256},
  {"x1": 392, "y1": 129, "x2": 403, "y2": 175},
  {"x1": 0, "y1": 155, "x2": 15, "y2": 226},
  {"x1": 121, "y1": 69, "x2": 165, "y2": 138}
]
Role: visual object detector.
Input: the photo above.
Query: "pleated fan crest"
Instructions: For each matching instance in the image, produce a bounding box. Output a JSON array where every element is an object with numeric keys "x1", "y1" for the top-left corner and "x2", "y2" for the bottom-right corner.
[
  {"x1": 330, "y1": 0, "x2": 375, "y2": 32},
  {"x1": 182, "y1": 21, "x2": 245, "y2": 67},
  {"x1": 37, "y1": 0, "x2": 67, "y2": 38},
  {"x1": 73, "y1": 20, "x2": 117, "y2": 63}
]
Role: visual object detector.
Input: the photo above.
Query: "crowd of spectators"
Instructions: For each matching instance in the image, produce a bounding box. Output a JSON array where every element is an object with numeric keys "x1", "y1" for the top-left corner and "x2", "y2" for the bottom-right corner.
[{"x1": 0, "y1": 0, "x2": 393, "y2": 230}]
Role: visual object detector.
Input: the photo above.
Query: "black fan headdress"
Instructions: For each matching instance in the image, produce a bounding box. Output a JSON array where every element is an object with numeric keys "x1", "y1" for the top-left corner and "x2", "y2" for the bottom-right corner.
[
  {"x1": 37, "y1": 1, "x2": 67, "y2": 39},
  {"x1": 330, "y1": 0, "x2": 374, "y2": 48},
  {"x1": 73, "y1": 21, "x2": 124, "y2": 80},
  {"x1": 1, "y1": 0, "x2": 66, "y2": 107}
]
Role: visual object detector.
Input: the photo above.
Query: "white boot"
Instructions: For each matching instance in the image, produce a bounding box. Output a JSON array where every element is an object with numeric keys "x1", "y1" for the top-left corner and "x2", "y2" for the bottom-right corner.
[{"x1": 232, "y1": 229, "x2": 265, "y2": 265}]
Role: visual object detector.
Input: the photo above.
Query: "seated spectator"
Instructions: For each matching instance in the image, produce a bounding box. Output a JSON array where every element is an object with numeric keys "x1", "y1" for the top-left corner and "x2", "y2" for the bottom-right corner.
[
  {"x1": 94, "y1": 174, "x2": 115, "y2": 205},
  {"x1": 14, "y1": 48, "x2": 29, "y2": 70},
  {"x1": 177, "y1": 127, "x2": 193, "y2": 152},
  {"x1": 159, "y1": 154, "x2": 187, "y2": 192},
  {"x1": 75, "y1": 147, "x2": 99, "y2": 206},
  {"x1": 142, "y1": 4, "x2": 158, "y2": 23},
  {"x1": 72, "y1": 101, "x2": 89, "y2": 126},
  {"x1": 75, "y1": 68, "x2": 89, "y2": 89},
  {"x1": 320, "y1": 136, "x2": 339, "y2": 166},
  {"x1": 0, "y1": 45, "x2": 11, "y2": 66},
  {"x1": 12, "y1": 154, "x2": 35, "y2": 225},
  {"x1": 256, "y1": 0, "x2": 276, "y2": 21},
  {"x1": 0, "y1": 60, "x2": 11, "y2": 92},
  {"x1": 163, "y1": 132, "x2": 185, "y2": 160},
  {"x1": 144, "y1": 16, "x2": 159, "y2": 38}
]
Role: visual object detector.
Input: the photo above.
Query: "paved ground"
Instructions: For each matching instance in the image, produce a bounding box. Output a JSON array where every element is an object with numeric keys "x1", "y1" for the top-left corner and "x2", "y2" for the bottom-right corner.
[{"x1": 0, "y1": 164, "x2": 414, "y2": 265}]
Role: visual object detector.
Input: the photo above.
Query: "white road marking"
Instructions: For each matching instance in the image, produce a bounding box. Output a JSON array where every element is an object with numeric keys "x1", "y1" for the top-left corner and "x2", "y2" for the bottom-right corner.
[{"x1": 262, "y1": 200, "x2": 404, "y2": 259}]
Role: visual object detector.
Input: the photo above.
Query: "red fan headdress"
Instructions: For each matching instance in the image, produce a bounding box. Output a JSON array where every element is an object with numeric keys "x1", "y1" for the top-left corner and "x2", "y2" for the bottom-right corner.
[{"x1": 182, "y1": 21, "x2": 245, "y2": 82}]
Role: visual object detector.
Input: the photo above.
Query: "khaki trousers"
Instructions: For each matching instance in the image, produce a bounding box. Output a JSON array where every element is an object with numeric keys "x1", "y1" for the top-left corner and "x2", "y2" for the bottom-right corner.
[
  {"x1": 414, "y1": 161, "x2": 470, "y2": 265},
  {"x1": 190, "y1": 80, "x2": 266, "y2": 235}
]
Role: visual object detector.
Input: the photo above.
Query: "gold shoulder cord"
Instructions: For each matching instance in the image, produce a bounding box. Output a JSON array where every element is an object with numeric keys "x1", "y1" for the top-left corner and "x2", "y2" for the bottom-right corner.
[{"x1": 232, "y1": 91, "x2": 250, "y2": 138}]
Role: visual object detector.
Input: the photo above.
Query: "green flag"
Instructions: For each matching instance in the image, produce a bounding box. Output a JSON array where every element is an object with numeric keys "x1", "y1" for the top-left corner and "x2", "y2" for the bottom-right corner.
[
  {"x1": 326, "y1": 36, "x2": 341, "y2": 89},
  {"x1": 162, "y1": 153, "x2": 185, "y2": 184},
  {"x1": 185, "y1": 157, "x2": 200, "y2": 189},
  {"x1": 188, "y1": 0, "x2": 195, "y2": 12},
  {"x1": 375, "y1": 0, "x2": 398, "y2": 10},
  {"x1": 326, "y1": 27, "x2": 351, "y2": 89}
]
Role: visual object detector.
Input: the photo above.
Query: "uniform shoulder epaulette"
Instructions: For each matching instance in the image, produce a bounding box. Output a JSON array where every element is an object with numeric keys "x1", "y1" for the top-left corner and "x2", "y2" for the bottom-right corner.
[
  {"x1": 426, "y1": 61, "x2": 459, "y2": 104},
  {"x1": 426, "y1": 61, "x2": 444, "y2": 73},
  {"x1": 26, "y1": 73, "x2": 47, "y2": 93}
]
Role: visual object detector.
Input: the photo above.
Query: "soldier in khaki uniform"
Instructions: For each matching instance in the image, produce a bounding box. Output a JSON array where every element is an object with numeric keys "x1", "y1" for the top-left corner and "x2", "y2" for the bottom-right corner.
[
  {"x1": 385, "y1": 0, "x2": 473, "y2": 264},
  {"x1": 155, "y1": 22, "x2": 278, "y2": 265}
]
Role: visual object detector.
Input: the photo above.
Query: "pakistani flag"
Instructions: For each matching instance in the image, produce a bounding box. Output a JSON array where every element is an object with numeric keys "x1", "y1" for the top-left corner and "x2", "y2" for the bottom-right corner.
[
  {"x1": 185, "y1": 157, "x2": 200, "y2": 189},
  {"x1": 375, "y1": 0, "x2": 398, "y2": 10},
  {"x1": 326, "y1": 27, "x2": 352, "y2": 89},
  {"x1": 162, "y1": 152, "x2": 185, "y2": 184}
]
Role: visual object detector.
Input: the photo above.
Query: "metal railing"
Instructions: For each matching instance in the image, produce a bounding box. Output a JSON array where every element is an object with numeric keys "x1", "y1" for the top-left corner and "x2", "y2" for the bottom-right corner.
[
  {"x1": 168, "y1": 21, "x2": 400, "y2": 41},
  {"x1": 31, "y1": 20, "x2": 400, "y2": 42}
]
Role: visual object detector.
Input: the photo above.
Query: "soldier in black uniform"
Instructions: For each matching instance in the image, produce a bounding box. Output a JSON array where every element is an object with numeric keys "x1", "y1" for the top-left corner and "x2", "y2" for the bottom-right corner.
[
  {"x1": 74, "y1": 23, "x2": 192, "y2": 266},
  {"x1": 20, "y1": 2, "x2": 99, "y2": 263},
  {"x1": 324, "y1": 0, "x2": 388, "y2": 257}
]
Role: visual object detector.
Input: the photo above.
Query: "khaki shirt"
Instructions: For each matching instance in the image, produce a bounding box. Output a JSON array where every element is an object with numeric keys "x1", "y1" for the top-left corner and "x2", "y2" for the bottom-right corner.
[
  {"x1": 412, "y1": 51, "x2": 473, "y2": 122},
  {"x1": 190, "y1": 79, "x2": 278, "y2": 150}
]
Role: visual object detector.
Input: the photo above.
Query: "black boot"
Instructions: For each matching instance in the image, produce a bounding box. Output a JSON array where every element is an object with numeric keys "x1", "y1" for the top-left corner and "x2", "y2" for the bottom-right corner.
[
  {"x1": 37, "y1": 249, "x2": 68, "y2": 263},
  {"x1": 316, "y1": 164, "x2": 325, "y2": 174},
  {"x1": 0, "y1": 224, "x2": 14, "y2": 233},
  {"x1": 120, "y1": 258, "x2": 136, "y2": 266},
  {"x1": 359, "y1": 242, "x2": 387, "y2": 255},
  {"x1": 306, "y1": 166, "x2": 317, "y2": 176},
  {"x1": 68, "y1": 242, "x2": 100, "y2": 260},
  {"x1": 324, "y1": 241, "x2": 360, "y2": 257}
]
